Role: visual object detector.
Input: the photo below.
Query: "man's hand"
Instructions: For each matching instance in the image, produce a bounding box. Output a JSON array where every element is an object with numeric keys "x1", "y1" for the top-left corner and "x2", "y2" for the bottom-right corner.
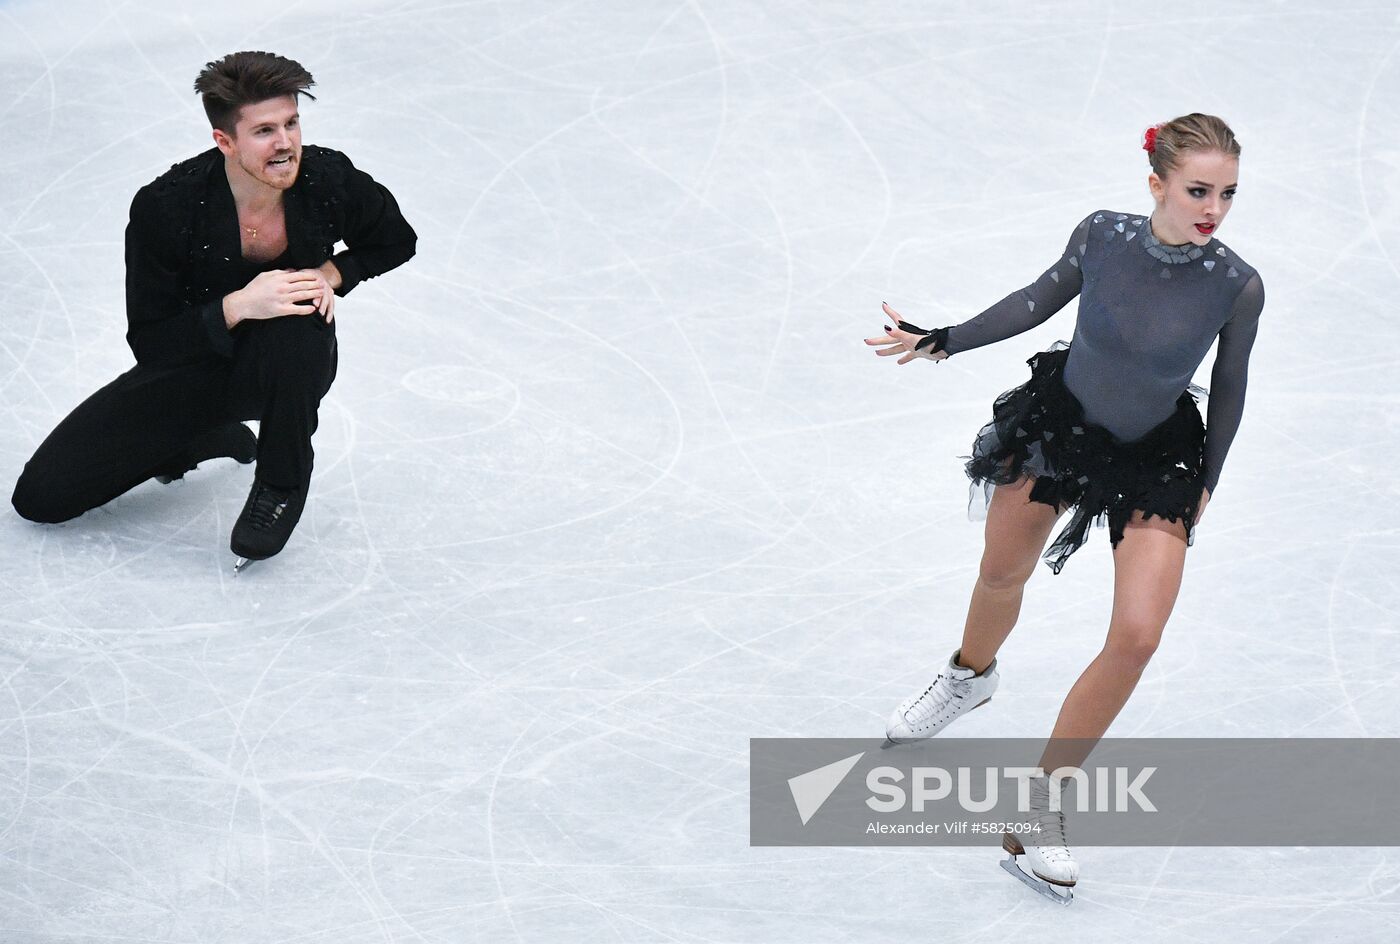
[
  {"x1": 299, "y1": 264, "x2": 339, "y2": 323},
  {"x1": 311, "y1": 260, "x2": 343, "y2": 322},
  {"x1": 223, "y1": 270, "x2": 323, "y2": 328},
  {"x1": 316, "y1": 258, "x2": 342, "y2": 291}
]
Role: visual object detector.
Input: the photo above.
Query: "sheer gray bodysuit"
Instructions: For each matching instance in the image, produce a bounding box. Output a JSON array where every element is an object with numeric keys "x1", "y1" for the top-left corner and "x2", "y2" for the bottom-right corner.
[{"x1": 939, "y1": 210, "x2": 1265, "y2": 494}]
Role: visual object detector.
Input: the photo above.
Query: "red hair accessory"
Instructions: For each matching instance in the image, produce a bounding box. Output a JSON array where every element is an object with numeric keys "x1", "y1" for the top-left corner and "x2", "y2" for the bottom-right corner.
[{"x1": 1142, "y1": 125, "x2": 1160, "y2": 154}]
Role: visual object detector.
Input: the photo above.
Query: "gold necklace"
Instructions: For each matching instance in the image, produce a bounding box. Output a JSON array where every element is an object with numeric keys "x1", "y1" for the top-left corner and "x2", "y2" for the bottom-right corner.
[{"x1": 242, "y1": 207, "x2": 277, "y2": 239}]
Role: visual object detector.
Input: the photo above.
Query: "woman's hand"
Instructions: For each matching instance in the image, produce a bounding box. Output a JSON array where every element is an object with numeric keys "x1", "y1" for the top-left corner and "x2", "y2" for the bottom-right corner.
[
  {"x1": 1196, "y1": 486, "x2": 1212, "y2": 525},
  {"x1": 864, "y1": 301, "x2": 949, "y2": 364}
]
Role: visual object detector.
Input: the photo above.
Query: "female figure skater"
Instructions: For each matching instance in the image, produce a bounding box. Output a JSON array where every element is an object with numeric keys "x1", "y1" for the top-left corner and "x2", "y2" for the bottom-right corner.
[{"x1": 865, "y1": 114, "x2": 1264, "y2": 903}]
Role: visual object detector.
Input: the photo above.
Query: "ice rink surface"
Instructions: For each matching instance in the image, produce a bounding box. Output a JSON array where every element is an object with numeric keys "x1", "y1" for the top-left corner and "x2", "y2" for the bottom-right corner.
[{"x1": 2, "y1": 0, "x2": 1399, "y2": 939}]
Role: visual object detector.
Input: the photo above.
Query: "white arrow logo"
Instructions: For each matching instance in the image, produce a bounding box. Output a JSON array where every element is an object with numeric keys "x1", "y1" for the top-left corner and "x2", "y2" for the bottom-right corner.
[{"x1": 787, "y1": 752, "x2": 866, "y2": 825}]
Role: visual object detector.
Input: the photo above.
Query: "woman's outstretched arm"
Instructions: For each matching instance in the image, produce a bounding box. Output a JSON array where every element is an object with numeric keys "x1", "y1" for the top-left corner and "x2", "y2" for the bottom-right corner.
[{"x1": 939, "y1": 210, "x2": 1094, "y2": 356}]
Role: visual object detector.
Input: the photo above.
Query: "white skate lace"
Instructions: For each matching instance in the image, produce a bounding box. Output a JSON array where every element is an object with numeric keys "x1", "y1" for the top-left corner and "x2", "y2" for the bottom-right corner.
[
  {"x1": 904, "y1": 672, "x2": 971, "y2": 725},
  {"x1": 1029, "y1": 809, "x2": 1074, "y2": 862},
  {"x1": 1028, "y1": 783, "x2": 1074, "y2": 863}
]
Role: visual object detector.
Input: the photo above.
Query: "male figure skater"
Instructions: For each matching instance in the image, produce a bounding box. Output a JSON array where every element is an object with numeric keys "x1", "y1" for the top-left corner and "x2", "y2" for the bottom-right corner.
[{"x1": 11, "y1": 51, "x2": 416, "y2": 570}]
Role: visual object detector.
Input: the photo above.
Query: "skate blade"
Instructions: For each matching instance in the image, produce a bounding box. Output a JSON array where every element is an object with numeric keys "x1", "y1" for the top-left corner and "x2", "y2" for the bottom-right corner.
[
  {"x1": 233, "y1": 556, "x2": 253, "y2": 576},
  {"x1": 1000, "y1": 855, "x2": 1073, "y2": 906}
]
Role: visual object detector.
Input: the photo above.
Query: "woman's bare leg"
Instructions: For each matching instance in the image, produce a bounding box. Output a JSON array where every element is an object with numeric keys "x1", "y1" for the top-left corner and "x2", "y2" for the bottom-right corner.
[
  {"x1": 957, "y1": 470, "x2": 1065, "y2": 674},
  {"x1": 1038, "y1": 510, "x2": 1190, "y2": 774}
]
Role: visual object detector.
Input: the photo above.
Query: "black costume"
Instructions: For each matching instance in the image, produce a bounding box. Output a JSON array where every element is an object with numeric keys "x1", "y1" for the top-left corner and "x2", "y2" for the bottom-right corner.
[
  {"x1": 924, "y1": 210, "x2": 1265, "y2": 573},
  {"x1": 11, "y1": 144, "x2": 416, "y2": 525}
]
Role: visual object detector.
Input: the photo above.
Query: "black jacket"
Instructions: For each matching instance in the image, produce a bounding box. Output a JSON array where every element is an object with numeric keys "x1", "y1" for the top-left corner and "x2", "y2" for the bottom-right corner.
[{"x1": 124, "y1": 144, "x2": 417, "y2": 367}]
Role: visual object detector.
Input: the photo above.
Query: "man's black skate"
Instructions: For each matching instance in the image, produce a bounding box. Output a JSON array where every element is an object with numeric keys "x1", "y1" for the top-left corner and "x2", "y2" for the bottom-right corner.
[
  {"x1": 230, "y1": 478, "x2": 306, "y2": 572},
  {"x1": 154, "y1": 422, "x2": 257, "y2": 484}
]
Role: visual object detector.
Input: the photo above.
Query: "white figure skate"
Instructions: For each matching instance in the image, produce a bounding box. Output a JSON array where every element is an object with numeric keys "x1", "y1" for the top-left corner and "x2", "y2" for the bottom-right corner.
[
  {"x1": 885, "y1": 649, "x2": 999, "y2": 744},
  {"x1": 1000, "y1": 775, "x2": 1078, "y2": 905}
]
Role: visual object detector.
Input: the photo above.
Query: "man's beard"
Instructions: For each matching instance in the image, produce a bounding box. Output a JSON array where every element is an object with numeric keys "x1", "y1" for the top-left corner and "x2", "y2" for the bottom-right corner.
[{"x1": 243, "y1": 151, "x2": 298, "y2": 189}]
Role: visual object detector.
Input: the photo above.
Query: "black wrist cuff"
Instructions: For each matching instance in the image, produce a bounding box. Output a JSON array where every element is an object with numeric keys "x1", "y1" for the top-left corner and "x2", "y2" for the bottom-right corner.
[{"x1": 913, "y1": 326, "x2": 950, "y2": 355}]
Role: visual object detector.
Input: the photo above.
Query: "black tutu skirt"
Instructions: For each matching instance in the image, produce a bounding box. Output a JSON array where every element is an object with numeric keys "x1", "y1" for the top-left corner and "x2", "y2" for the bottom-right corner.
[{"x1": 962, "y1": 341, "x2": 1206, "y2": 574}]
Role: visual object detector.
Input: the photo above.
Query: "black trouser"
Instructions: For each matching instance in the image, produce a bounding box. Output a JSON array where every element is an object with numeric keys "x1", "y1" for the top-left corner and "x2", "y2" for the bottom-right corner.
[{"x1": 11, "y1": 315, "x2": 337, "y2": 524}]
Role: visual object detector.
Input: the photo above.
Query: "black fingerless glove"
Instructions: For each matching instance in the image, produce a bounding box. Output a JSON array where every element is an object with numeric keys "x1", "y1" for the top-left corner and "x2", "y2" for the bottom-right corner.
[{"x1": 897, "y1": 321, "x2": 951, "y2": 356}]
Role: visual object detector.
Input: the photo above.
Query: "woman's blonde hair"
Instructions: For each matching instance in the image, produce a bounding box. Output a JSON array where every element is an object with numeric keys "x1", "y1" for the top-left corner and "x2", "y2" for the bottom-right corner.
[{"x1": 1145, "y1": 113, "x2": 1241, "y2": 179}]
